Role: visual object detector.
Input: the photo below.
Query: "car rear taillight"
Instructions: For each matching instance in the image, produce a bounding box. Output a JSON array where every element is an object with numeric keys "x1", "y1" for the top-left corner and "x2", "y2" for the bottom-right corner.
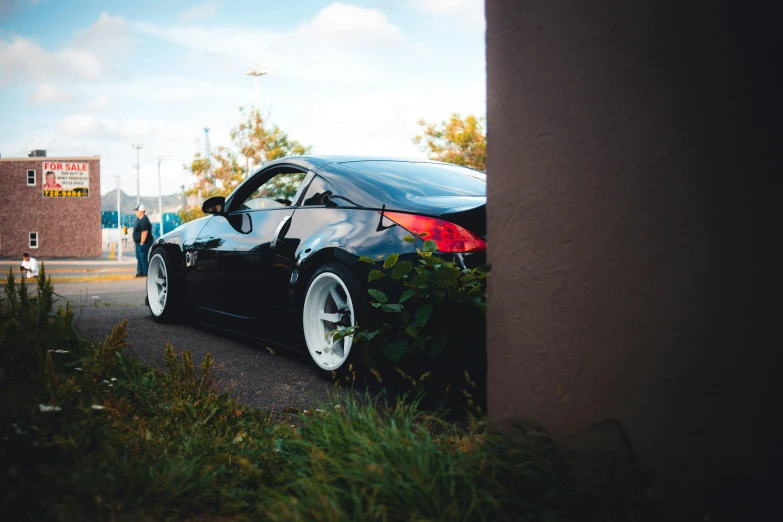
[{"x1": 384, "y1": 211, "x2": 486, "y2": 253}]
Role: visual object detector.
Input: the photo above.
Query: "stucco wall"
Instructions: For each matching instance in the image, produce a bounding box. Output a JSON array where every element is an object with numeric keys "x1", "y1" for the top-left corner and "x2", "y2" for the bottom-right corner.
[
  {"x1": 486, "y1": 0, "x2": 779, "y2": 516},
  {"x1": 0, "y1": 157, "x2": 102, "y2": 258}
]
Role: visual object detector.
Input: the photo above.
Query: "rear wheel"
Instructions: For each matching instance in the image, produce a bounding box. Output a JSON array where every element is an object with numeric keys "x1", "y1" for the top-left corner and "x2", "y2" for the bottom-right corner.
[
  {"x1": 147, "y1": 249, "x2": 180, "y2": 323},
  {"x1": 302, "y1": 263, "x2": 364, "y2": 373}
]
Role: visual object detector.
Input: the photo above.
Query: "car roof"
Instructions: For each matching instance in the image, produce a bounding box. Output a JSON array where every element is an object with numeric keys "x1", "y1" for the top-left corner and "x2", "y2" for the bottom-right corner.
[{"x1": 261, "y1": 155, "x2": 468, "y2": 173}]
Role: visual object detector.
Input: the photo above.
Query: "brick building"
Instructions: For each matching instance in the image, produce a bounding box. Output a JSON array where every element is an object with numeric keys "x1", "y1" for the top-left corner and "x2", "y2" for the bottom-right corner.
[{"x1": 0, "y1": 153, "x2": 101, "y2": 258}]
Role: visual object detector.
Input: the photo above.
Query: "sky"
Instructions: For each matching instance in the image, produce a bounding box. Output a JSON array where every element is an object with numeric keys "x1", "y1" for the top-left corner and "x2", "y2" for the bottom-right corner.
[{"x1": 0, "y1": 0, "x2": 486, "y2": 197}]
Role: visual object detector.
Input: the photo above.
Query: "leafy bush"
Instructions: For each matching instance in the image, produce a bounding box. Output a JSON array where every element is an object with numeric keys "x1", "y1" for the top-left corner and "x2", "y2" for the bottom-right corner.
[{"x1": 335, "y1": 238, "x2": 488, "y2": 413}]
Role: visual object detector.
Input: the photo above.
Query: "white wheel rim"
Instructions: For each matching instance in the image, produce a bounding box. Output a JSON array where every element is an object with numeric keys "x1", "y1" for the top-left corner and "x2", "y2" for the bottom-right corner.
[
  {"x1": 302, "y1": 272, "x2": 355, "y2": 371},
  {"x1": 147, "y1": 253, "x2": 168, "y2": 317}
]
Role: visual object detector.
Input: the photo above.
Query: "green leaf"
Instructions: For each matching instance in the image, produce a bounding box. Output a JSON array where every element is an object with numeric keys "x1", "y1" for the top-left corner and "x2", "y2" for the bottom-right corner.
[
  {"x1": 368, "y1": 289, "x2": 388, "y2": 304},
  {"x1": 364, "y1": 330, "x2": 379, "y2": 340},
  {"x1": 382, "y1": 340, "x2": 408, "y2": 363},
  {"x1": 405, "y1": 326, "x2": 419, "y2": 338},
  {"x1": 358, "y1": 256, "x2": 376, "y2": 264},
  {"x1": 368, "y1": 270, "x2": 386, "y2": 283},
  {"x1": 428, "y1": 334, "x2": 448, "y2": 358},
  {"x1": 381, "y1": 303, "x2": 402, "y2": 313},
  {"x1": 416, "y1": 303, "x2": 433, "y2": 326},
  {"x1": 422, "y1": 240, "x2": 438, "y2": 252},
  {"x1": 436, "y1": 266, "x2": 460, "y2": 281},
  {"x1": 399, "y1": 289, "x2": 416, "y2": 303},
  {"x1": 383, "y1": 253, "x2": 399, "y2": 269},
  {"x1": 410, "y1": 273, "x2": 428, "y2": 286},
  {"x1": 402, "y1": 235, "x2": 416, "y2": 243},
  {"x1": 392, "y1": 261, "x2": 413, "y2": 280}
]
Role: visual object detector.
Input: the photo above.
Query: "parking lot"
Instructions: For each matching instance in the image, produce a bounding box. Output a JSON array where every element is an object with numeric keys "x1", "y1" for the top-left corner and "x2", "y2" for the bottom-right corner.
[{"x1": 46, "y1": 279, "x2": 335, "y2": 410}]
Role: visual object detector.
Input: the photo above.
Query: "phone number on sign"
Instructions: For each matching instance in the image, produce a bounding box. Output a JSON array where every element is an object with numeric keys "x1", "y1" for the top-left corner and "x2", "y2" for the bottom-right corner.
[{"x1": 44, "y1": 190, "x2": 88, "y2": 197}]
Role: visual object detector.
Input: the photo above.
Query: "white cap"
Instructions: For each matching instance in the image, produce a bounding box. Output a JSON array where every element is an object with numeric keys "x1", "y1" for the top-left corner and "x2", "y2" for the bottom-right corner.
[{"x1": 135, "y1": 204, "x2": 146, "y2": 211}]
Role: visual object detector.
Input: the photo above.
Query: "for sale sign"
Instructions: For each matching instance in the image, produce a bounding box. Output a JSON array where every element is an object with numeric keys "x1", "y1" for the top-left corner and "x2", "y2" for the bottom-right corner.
[{"x1": 41, "y1": 162, "x2": 90, "y2": 198}]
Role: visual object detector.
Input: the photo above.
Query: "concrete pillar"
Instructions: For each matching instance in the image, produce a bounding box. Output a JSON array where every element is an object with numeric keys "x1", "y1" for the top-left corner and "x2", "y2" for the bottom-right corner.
[{"x1": 486, "y1": 0, "x2": 780, "y2": 517}]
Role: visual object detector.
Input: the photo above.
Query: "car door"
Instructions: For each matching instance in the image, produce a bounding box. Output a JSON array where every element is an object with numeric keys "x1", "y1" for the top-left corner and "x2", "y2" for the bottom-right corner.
[{"x1": 188, "y1": 168, "x2": 311, "y2": 331}]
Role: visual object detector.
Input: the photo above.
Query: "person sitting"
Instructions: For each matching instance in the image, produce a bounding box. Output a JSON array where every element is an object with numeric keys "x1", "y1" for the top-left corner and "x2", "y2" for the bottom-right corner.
[{"x1": 20, "y1": 252, "x2": 39, "y2": 279}]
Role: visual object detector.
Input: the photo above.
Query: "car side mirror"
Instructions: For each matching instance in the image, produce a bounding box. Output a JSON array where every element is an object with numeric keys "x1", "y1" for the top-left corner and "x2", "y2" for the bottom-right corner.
[{"x1": 202, "y1": 196, "x2": 226, "y2": 215}]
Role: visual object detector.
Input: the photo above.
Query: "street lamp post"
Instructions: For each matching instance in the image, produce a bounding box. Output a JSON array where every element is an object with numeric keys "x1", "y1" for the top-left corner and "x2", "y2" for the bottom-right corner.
[
  {"x1": 132, "y1": 143, "x2": 143, "y2": 207},
  {"x1": 244, "y1": 65, "x2": 268, "y2": 175},
  {"x1": 244, "y1": 64, "x2": 269, "y2": 112}
]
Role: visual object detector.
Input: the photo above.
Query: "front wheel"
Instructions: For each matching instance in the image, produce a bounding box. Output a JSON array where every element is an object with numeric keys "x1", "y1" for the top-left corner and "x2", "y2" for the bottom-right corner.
[
  {"x1": 302, "y1": 263, "x2": 364, "y2": 373},
  {"x1": 146, "y1": 250, "x2": 180, "y2": 323}
]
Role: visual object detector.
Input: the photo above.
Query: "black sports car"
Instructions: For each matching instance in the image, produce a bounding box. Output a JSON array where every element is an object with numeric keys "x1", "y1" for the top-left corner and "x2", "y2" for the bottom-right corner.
[{"x1": 146, "y1": 156, "x2": 486, "y2": 373}]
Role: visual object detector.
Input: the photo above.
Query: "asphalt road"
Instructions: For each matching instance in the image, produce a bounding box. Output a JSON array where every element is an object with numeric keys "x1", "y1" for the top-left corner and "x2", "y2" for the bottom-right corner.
[{"x1": 41, "y1": 279, "x2": 338, "y2": 410}]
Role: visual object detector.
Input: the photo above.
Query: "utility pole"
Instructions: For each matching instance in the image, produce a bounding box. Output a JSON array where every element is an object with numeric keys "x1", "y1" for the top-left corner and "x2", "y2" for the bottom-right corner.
[
  {"x1": 203, "y1": 128, "x2": 211, "y2": 160},
  {"x1": 115, "y1": 175, "x2": 122, "y2": 261},
  {"x1": 132, "y1": 143, "x2": 143, "y2": 207}
]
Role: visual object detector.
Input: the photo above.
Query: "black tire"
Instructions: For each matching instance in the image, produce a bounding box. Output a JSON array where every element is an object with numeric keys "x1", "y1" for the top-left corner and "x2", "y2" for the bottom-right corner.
[
  {"x1": 146, "y1": 248, "x2": 182, "y2": 324},
  {"x1": 302, "y1": 262, "x2": 367, "y2": 377}
]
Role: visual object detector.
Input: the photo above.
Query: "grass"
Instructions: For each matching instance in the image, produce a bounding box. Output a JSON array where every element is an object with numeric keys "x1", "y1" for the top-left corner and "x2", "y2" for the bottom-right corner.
[{"x1": 0, "y1": 267, "x2": 656, "y2": 521}]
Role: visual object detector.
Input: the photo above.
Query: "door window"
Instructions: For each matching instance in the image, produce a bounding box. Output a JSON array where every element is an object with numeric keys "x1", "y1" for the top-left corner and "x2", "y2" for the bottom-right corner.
[
  {"x1": 236, "y1": 170, "x2": 307, "y2": 211},
  {"x1": 302, "y1": 175, "x2": 335, "y2": 206}
]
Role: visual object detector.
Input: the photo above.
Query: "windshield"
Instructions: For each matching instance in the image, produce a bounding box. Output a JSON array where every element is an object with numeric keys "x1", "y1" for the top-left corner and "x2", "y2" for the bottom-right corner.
[{"x1": 341, "y1": 161, "x2": 486, "y2": 197}]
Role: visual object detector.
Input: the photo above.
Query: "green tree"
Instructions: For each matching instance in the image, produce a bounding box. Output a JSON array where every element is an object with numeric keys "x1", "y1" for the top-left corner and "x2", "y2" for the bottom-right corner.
[
  {"x1": 232, "y1": 107, "x2": 310, "y2": 172},
  {"x1": 180, "y1": 108, "x2": 311, "y2": 223},
  {"x1": 413, "y1": 112, "x2": 486, "y2": 171}
]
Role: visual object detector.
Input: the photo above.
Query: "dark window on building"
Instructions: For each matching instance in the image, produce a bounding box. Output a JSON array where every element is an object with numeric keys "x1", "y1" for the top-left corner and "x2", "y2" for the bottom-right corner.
[
  {"x1": 29, "y1": 232, "x2": 38, "y2": 249},
  {"x1": 302, "y1": 175, "x2": 335, "y2": 206},
  {"x1": 27, "y1": 170, "x2": 35, "y2": 186}
]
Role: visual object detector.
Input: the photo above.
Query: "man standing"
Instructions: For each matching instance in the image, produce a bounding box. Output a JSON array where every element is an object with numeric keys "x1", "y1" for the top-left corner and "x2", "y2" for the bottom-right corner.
[
  {"x1": 133, "y1": 204, "x2": 154, "y2": 277},
  {"x1": 19, "y1": 252, "x2": 39, "y2": 279}
]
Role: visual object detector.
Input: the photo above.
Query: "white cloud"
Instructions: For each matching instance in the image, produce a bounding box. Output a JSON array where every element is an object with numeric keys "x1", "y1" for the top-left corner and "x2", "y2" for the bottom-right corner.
[
  {"x1": 83, "y1": 94, "x2": 112, "y2": 110},
  {"x1": 293, "y1": 80, "x2": 486, "y2": 157},
  {"x1": 0, "y1": 37, "x2": 103, "y2": 85},
  {"x1": 179, "y1": 1, "x2": 219, "y2": 21},
  {"x1": 55, "y1": 113, "x2": 196, "y2": 145},
  {"x1": 0, "y1": 12, "x2": 132, "y2": 87},
  {"x1": 410, "y1": 0, "x2": 484, "y2": 30},
  {"x1": 136, "y1": 2, "x2": 410, "y2": 85},
  {"x1": 302, "y1": 2, "x2": 402, "y2": 44},
  {"x1": 28, "y1": 83, "x2": 75, "y2": 105},
  {"x1": 72, "y1": 12, "x2": 132, "y2": 62}
]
